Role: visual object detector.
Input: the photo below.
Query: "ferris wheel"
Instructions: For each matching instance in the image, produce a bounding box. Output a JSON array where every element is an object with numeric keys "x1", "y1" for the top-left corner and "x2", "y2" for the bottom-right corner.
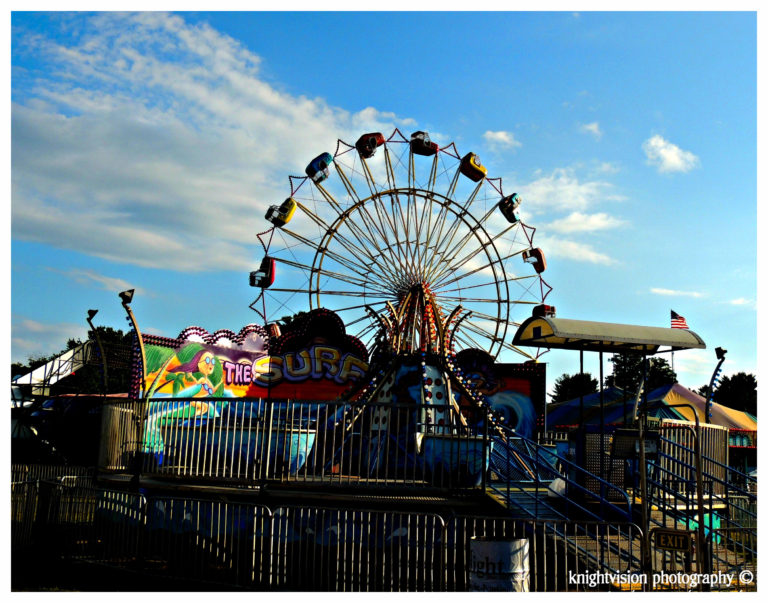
[{"x1": 249, "y1": 128, "x2": 551, "y2": 361}]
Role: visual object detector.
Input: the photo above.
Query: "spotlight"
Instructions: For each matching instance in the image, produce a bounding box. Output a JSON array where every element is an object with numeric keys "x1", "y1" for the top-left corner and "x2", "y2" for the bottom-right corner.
[
  {"x1": 119, "y1": 289, "x2": 135, "y2": 305},
  {"x1": 715, "y1": 347, "x2": 727, "y2": 360},
  {"x1": 87, "y1": 309, "x2": 98, "y2": 321}
]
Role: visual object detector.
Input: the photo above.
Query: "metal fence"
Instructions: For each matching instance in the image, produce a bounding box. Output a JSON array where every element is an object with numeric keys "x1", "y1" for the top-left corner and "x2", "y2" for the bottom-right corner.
[
  {"x1": 12, "y1": 479, "x2": 648, "y2": 592},
  {"x1": 100, "y1": 398, "x2": 490, "y2": 491}
]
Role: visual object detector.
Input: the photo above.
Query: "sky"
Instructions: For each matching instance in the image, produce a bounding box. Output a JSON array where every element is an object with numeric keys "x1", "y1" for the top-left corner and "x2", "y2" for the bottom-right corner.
[{"x1": 9, "y1": 10, "x2": 759, "y2": 398}]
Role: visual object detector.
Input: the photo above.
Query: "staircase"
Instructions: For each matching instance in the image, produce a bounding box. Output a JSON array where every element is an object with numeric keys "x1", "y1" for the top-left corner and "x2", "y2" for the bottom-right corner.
[
  {"x1": 639, "y1": 433, "x2": 757, "y2": 585},
  {"x1": 483, "y1": 425, "x2": 757, "y2": 590}
]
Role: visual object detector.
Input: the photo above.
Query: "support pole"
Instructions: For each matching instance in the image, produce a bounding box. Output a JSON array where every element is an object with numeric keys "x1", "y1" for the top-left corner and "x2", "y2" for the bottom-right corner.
[{"x1": 86, "y1": 309, "x2": 108, "y2": 397}]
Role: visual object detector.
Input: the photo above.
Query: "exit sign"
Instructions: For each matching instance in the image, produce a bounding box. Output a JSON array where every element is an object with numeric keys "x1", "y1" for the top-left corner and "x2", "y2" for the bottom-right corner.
[{"x1": 652, "y1": 528, "x2": 692, "y2": 552}]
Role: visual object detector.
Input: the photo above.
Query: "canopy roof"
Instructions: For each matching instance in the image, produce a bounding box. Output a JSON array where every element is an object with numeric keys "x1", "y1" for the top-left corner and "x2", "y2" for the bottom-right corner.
[
  {"x1": 513, "y1": 317, "x2": 706, "y2": 354},
  {"x1": 547, "y1": 383, "x2": 756, "y2": 431}
]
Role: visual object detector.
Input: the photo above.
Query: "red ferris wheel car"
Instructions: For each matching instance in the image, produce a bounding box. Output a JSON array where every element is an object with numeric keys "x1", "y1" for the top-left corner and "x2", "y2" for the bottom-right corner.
[
  {"x1": 355, "y1": 132, "x2": 385, "y2": 158},
  {"x1": 522, "y1": 248, "x2": 547, "y2": 274},
  {"x1": 250, "y1": 256, "x2": 276, "y2": 288},
  {"x1": 410, "y1": 131, "x2": 438, "y2": 156}
]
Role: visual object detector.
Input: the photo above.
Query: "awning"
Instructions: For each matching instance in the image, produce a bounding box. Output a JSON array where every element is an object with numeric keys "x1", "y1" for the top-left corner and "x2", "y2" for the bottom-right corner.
[{"x1": 513, "y1": 317, "x2": 706, "y2": 354}]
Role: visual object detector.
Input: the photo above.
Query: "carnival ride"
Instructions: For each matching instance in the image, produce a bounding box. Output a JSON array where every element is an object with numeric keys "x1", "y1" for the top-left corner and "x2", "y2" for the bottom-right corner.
[
  {"x1": 249, "y1": 128, "x2": 551, "y2": 362},
  {"x1": 241, "y1": 127, "x2": 553, "y2": 486}
]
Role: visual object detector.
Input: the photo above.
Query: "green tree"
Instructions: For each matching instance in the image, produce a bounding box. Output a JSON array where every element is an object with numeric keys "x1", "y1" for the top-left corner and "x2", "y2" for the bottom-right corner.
[
  {"x1": 11, "y1": 327, "x2": 134, "y2": 396},
  {"x1": 550, "y1": 372, "x2": 599, "y2": 404},
  {"x1": 278, "y1": 311, "x2": 309, "y2": 334},
  {"x1": 695, "y1": 384, "x2": 709, "y2": 397},
  {"x1": 604, "y1": 353, "x2": 677, "y2": 393},
  {"x1": 712, "y1": 372, "x2": 757, "y2": 416}
]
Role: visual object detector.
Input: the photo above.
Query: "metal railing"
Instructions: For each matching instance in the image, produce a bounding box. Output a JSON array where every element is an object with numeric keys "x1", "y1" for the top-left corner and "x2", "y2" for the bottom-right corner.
[
  {"x1": 12, "y1": 478, "x2": 648, "y2": 592},
  {"x1": 636, "y1": 433, "x2": 757, "y2": 583},
  {"x1": 100, "y1": 398, "x2": 491, "y2": 491},
  {"x1": 489, "y1": 425, "x2": 633, "y2": 522}
]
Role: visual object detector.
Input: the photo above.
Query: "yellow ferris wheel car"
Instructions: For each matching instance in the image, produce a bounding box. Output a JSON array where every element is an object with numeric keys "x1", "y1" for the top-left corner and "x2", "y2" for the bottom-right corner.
[
  {"x1": 265, "y1": 197, "x2": 297, "y2": 227},
  {"x1": 460, "y1": 152, "x2": 487, "y2": 182}
]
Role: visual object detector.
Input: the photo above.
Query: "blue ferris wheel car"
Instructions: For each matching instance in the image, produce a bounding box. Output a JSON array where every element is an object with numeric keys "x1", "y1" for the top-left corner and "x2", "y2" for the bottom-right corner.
[{"x1": 305, "y1": 152, "x2": 334, "y2": 183}]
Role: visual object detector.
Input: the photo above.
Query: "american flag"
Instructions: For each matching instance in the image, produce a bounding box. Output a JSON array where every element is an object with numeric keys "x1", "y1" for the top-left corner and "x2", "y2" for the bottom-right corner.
[{"x1": 670, "y1": 310, "x2": 689, "y2": 329}]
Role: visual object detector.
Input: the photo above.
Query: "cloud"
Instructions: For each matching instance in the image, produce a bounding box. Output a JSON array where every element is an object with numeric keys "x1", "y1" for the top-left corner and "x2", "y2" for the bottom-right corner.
[
  {"x1": 536, "y1": 237, "x2": 618, "y2": 265},
  {"x1": 642, "y1": 135, "x2": 700, "y2": 173},
  {"x1": 49, "y1": 268, "x2": 148, "y2": 296},
  {"x1": 544, "y1": 211, "x2": 625, "y2": 233},
  {"x1": 729, "y1": 297, "x2": 756, "y2": 309},
  {"x1": 594, "y1": 161, "x2": 620, "y2": 174},
  {"x1": 483, "y1": 130, "x2": 522, "y2": 149},
  {"x1": 579, "y1": 121, "x2": 602, "y2": 140},
  {"x1": 11, "y1": 13, "x2": 417, "y2": 273},
  {"x1": 671, "y1": 349, "x2": 715, "y2": 385},
  {"x1": 650, "y1": 287, "x2": 704, "y2": 298},
  {"x1": 12, "y1": 318, "x2": 89, "y2": 363},
  {"x1": 518, "y1": 167, "x2": 624, "y2": 217}
]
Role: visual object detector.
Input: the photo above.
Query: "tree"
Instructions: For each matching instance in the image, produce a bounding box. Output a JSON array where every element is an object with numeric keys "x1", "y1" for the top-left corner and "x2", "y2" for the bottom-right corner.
[
  {"x1": 603, "y1": 353, "x2": 677, "y2": 393},
  {"x1": 712, "y1": 372, "x2": 757, "y2": 416},
  {"x1": 550, "y1": 372, "x2": 598, "y2": 404},
  {"x1": 11, "y1": 326, "x2": 134, "y2": 395},
  {"x1": 278, "y1": 311, "x2": 309, "y2": 333},
  {"x1": 695, "y1": 384, "x2": 709, "y2": 397}
]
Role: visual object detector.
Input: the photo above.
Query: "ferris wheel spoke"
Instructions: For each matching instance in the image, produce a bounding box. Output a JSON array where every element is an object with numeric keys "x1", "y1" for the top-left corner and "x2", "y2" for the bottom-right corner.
[
  {"x1": 433, "y1": 248, "x2": 532, "y2": 290},
  {"x1": 313, "y1": 186, "x2": 407, "y2": 281},
  {"x1": 462, "y1": 320, "x2": 504, "y2": 347},
  {"x1": 383, "y1": 146, "x2": 399, "y2": 191},
  {"x1": 430, "y1": 215, "x2": 507, "y2": 281},
  {"x1": 262, "y1": 288, "x2": 307, "y2": 322},
  {"x1": 279, "y1": 227, "x2": 389, "y2": 286},
  {"x1": 426, "y1": 182, "x2": 483, "y2": 265},
  {"x1": 433, "y1": 294, "x2": 506, "y2": 305},
  {"x1": 333, "y1": 161, "x2": 400, "y2": 261},
  {"x1": 275, "y1": 257, "x2": 391, "y2": 295},
  {"x1": 496, "y1": 338, "x2": 536, "y2": 359},
  {"x1": 438, "y1": 219, "x2": 519, "y2": 279},
  {"x1": 369, "y1": 195, "x2": 411, "y2": 270},
  {"x1": 386, "y1": 191, "x2": 419, "y2": 279},
  {"x1": 423, "y1": 214, "x2": 491, "y2": 285},
  {"x1": 453, "y1": 329, "x2": 498, "y2": 356},
  {"x1": 331, "y1": 299, "x2": 391, "y2": 316},
  {"x1": 350, "y1": 196, "x2": 414, "y2": 279},
  {"x1": 311, "y1": 289, "x2": 395, "y2": 299},
  {"x1": 313, "y1": 215, "x2": 406, "y2": 289},
  {"x1": 419, "y1": 201, "x2": 457, "y2": 279},
  {"x1": 436, "y1": 278, "x2": 510, "y2": 295}
]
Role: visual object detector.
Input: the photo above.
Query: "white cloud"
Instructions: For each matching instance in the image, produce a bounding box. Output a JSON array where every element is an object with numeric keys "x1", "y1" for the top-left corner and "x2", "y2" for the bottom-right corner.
[
  {"x1": 544, "y1": 211, "x2": 625, "y2": 233},
  {"x1": 536, "y1": 237, "x2": 618, "y2": 265},
  {"x1": 729, "y1": 297, "x2": 756, "y2": 309},
  {"x1": 12, "y1": 318, "x2": 89, "y2": 363},
  {"x1": 49, "y1": 268, "x2": 148, "y2": 296},
  {"x1": 642, "y1": 135, "x2": 700, "y2": 173},
  {"x1": 579, "y1": 121, "x2": 602, "y2": 140},
  {"x1": 650, "y1": 287, "x2": 704, "y2": 298},
  {"x1": 594, "y1": 161, "x2": 620, "y2": 174},
  {"x1": 11, "y1": 13, "x2": 417, "y2": 273},
  {"x1": 518, "y1": 168, "x2": 624, "y2": 217},
  {"x1": 483, "y1": 130, "x2": 522, "y2": 149}
]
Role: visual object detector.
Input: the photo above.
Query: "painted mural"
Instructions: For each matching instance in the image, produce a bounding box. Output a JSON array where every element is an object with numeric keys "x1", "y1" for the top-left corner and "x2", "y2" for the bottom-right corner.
[
  {"x1": 137, "y1": 310, "x2": 370, "y2": 465},
  {"x1": 455, "y1": 349, "x2": 545, "y2": 439}
]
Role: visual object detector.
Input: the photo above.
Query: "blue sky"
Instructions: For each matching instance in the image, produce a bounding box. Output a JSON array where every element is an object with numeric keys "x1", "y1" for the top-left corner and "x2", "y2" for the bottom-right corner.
[{"x1": 9, "y1": 11, "x2": 758, "y2": 397}]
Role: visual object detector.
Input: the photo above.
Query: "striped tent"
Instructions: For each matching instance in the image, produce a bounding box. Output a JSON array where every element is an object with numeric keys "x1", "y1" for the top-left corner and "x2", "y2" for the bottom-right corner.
[{"x1": 546, "y1": 383, "x2": 756, "y2": 430}]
